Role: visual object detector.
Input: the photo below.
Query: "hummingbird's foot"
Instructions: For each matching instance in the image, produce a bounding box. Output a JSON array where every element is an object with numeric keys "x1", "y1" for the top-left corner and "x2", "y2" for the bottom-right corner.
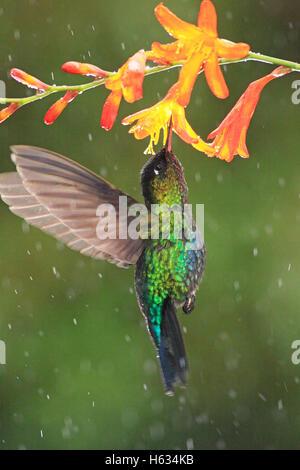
[{"x1": 182, "y1": 295, "x2": 195, "y2": 314}]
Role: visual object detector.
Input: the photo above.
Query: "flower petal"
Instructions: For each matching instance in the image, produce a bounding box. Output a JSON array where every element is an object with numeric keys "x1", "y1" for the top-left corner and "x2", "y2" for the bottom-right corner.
[
  {"x1": 0, "y1": 102, "x2": 20, "y2": 123},
  {"x1": 197, "y1": 0, "x2": 217, "y2": 37},
  {"x1": 151, "y1": 40, "x2": 190, "y2": 61},
  {"x1": 155, "y1": 2, "x2": 201, "y2": 40},
  {"x1": 100, "y1": 89, "x2": 122, "y2": 130},
  {"x1": 191, "y1": 133, "x2": 216, "y2": 156},
  {"x1": 146, "y1": 50, "x2": 171, "y2": 65},
  {"x1": 61, "y1": 61, "x2": 108, "y2": 78},
  {"x1": 11, "y1": 68, "x2": 50, "y2": 91},
  {"x1": 128, "y1": 123, "x2": 151, "y2": 140},
  {"x1": 121, "y1": 50, "x2": 146, "y2": 103},
  {"x1": 216, "y1": 39, "x2": 250, "y2": 59},
  {"x1": 207, "y1": 66, "x2": 291, "y2": 162},
  {"x1": 177, "y1": 48, "x2": 206, "y2": 107},
  {"x1": 172, "y1": 103, "x2": 198, "y2": 144},
  {"x1": 204, "y1": 52, "x2": 229, "y2": 99},
  {"x1": 122, "y1": 106, "x2": 155, "y2": 126},
  {"x1": 237, "y1": 127, "x2": 250, "y2": 158},
  {"x1": 44, "y1": 91, "x2": 79, "y2": 125}
]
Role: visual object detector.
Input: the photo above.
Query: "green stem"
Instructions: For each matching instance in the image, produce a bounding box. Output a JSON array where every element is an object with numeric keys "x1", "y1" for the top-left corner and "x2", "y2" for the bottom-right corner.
[
  {"x1": 0, "y1": 51, "x2": 299, "y2": 107},
  {"x1": 247, "y1": 51, "x2": 300, "y2": 71}
]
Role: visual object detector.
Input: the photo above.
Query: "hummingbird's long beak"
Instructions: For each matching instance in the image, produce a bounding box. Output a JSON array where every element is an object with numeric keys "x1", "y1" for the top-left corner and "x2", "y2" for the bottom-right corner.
[{"x1": 165, "y1": 118, "x2": 173, "y2": 153}]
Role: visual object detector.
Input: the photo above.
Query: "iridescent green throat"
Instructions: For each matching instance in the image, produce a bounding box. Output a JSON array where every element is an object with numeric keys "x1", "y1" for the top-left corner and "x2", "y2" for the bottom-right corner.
[{"x1": 150, "y1": 165, "x2": 185, "y2": 206}]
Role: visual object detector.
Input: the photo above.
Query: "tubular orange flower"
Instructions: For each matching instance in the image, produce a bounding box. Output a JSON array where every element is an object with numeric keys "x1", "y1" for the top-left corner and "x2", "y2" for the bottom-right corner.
[
  {"x1": 145, "y1": 50, "x2": 171, "y2": 66},
  {"x1": 152, "y1": 1, "x2": 250, "y2": 103},
  {"x1": 207, "y1": 66, "x2": 291, "y2": 162},
  {"x1": 122, "y1": 82, "x2": 214, "y2": 155},
  {"x1": 0, "y1": 103, "x2": 20, "y2": 123},
  {"x1": 44, "y1": 90, "x2": 79, "y2": 125},
  {"x1": 101, "y1": 50, "x2": 147, "y2": 130},
  {"x1": 61, "y1": 61, "x2": 108, "y2": 78},
  {"x1": 10, "y1": 68, "x2": 50, "y2": 91}
]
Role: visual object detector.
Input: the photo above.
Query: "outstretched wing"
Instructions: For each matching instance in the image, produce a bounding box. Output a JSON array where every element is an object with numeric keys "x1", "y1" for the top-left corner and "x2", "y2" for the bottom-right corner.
[{"x1": 0, "y1": 145, "x2": 144, "y2": 268}]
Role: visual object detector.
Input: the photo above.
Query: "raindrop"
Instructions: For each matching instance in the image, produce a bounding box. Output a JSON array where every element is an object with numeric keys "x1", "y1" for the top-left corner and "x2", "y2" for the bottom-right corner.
[
  {"x1": 186, "y1": 438, "x2": 194, "y2": 450},
  {"x1": 258, "y1": 393, "x2": 267, "y2": 402},
  {"x1": 216, "y1": 439, "x2": 226, "y2": 450},
  {"x1": 228, "y1": 389, "x2": 237, "y2": 399},
  {"x1": 217, "y1": 172, "x2": 223, "y2": 183},
  {"x1": 14, "y1": 30, "x2": 21, "y2": 40},
  {"x1": 52, "y1": 266, "x2": 60, "y2": 279}
]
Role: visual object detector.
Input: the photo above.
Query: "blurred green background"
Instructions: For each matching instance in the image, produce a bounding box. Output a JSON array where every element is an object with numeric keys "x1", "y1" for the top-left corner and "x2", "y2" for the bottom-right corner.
[{"x1": 0, "y1": 0, "x2": 299, "y2": 450}]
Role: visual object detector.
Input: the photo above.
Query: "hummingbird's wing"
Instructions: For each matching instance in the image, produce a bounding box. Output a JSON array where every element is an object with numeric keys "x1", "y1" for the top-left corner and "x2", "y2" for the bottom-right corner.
[{"x1": 0, "y1": 145, "x2": 145, "y2": 268}]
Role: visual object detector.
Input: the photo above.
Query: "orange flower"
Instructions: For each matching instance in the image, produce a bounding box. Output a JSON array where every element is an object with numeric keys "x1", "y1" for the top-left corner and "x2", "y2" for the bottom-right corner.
[
  {"x1": 152, "y1": 1, "x2": 250, "y2": 103},
  {"x1": 44, "y1": 90, "x2": 79, "y2": 125},
  {"x1": 101, "y1": 50, "x2": 147, "y2": 130},
  {"x1": 0, "y1": 103, "x2": 20, "y2": 123},
  {"x1": 122, "y1": 82, "x2": 214, "y2": 155},
  {"x1": 145, "y1": 50, "x2": 171, "y2": 66},
  {"x1": 207, "y1": 66, "x2": 291, "y2": 162},
  {"x1": 10, "y1": 68, "x2": 50, "y2": 91},
  {"x1": 61, "y1": 61, "x2": 108, "y2": 78}
]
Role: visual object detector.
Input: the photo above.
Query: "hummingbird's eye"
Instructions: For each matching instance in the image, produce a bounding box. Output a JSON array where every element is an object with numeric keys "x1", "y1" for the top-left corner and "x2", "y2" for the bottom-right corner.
[{"x1": 154, "y1": 164, "x2": 162, "y2": 176}]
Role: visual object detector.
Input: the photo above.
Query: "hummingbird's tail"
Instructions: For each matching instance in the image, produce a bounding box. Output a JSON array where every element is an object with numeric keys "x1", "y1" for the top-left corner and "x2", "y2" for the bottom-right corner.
[{"x1": 159, "y1": 298, "x2": 189, "y2": 396}]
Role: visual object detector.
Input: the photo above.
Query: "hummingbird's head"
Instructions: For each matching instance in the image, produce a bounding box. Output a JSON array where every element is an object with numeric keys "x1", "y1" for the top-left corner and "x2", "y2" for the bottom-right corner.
[{"x1": 140, "y1": 146, "x2": 188, "y2": 206}]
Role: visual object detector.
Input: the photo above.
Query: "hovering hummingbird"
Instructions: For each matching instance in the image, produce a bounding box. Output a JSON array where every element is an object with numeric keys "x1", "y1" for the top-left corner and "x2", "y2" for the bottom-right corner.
[{"x1": 0, "y1": 125, "x2": 206, "y2": 395}]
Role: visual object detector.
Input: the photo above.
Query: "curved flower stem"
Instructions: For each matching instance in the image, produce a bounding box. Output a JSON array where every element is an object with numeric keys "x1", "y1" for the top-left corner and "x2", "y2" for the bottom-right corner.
[
  {"x1": 246, "y1": 51, "x2": 300, "y2": 70},
  {"x1": 0, "y1": 51, "x2": 299, "y2": 108}
]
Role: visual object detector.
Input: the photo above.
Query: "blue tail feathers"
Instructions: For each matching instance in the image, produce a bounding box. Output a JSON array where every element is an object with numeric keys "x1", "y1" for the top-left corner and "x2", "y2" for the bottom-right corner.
[{"x1": 159, "y1": 298, "x2": 189, "y2": 395}]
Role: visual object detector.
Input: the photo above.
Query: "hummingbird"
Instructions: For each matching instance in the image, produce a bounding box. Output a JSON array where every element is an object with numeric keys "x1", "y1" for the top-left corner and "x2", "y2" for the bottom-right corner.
[{"x1": 0, "y1": 125, "x2": 206, "y2": 395}]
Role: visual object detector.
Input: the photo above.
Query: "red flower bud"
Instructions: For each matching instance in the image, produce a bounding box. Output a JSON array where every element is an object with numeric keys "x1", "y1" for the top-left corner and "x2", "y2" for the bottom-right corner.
[
  {"x1": 0, "y1": 103, "x2": 20, "y2": 123},
  {"x1": 10, "y1": 68, "x2": 50, "y2": 91},
  {"x1": 44, "y1": 91, "x2": 79, "y2": 125},
  {"x1": 62, "y1": 61, "x2": 108, "y2": 78}
]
